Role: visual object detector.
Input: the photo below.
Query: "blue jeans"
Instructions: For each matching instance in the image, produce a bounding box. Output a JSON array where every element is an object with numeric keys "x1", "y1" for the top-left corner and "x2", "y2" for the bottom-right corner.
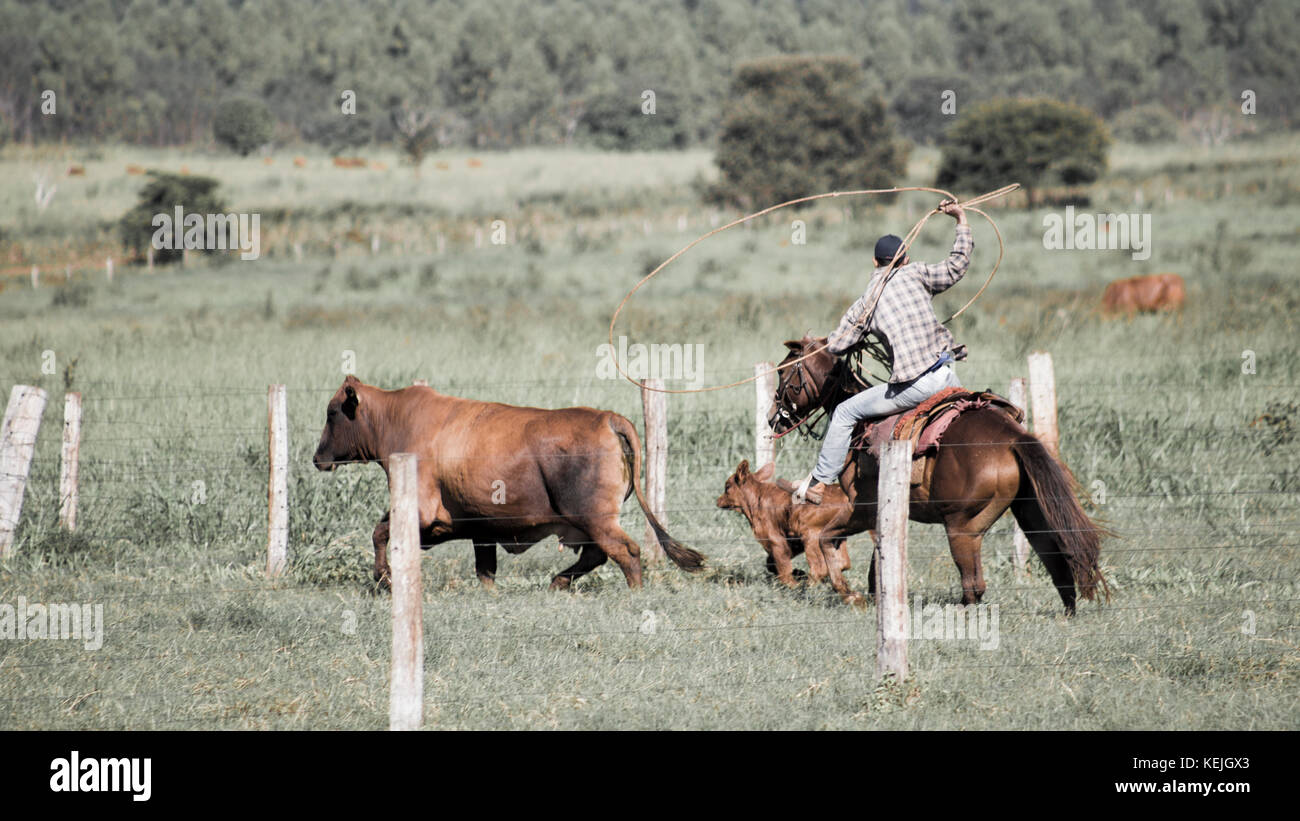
[{"x1": 811, "y1": 364, "x2": 962, "y2": 484}]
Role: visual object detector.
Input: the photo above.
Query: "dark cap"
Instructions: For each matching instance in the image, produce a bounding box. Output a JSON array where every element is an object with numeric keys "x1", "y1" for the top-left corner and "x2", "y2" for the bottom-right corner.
[{"x1": 874, "y1": 234, "x2": 905, "y2": 264}]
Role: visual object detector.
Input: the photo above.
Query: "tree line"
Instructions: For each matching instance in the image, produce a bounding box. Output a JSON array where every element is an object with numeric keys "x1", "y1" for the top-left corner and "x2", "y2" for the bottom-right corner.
[{"x1": 1, "y1": 0, "x2": 1291, "y2": 151}]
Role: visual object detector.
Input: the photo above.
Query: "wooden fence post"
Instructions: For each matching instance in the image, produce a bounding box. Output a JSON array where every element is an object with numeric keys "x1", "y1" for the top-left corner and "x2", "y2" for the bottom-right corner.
[
  {"x1": 30, "y1": 266, "x2": 38, "y2": 289},
  {"x1": 0, "y1": 386, "x2": 49, "y2": 557},
  {"x1": 388, "y1": 452, "x2": 424, "y2": 731},
  {"x1": 754, "y1": 362, "x2": 776, "y2": 469},
  {"x1": 59, "y1": 392, "x2": 82, "y2": 531},
  {"x1": 266, "y1": 384, "x2": 288, "y2": 577},
  {"x1": 105, "y1": 257, "x2": 113, "y2": 282},
  {"x1": 875, "y1": 438, "x2": 912, "y2": 681},
  {"x1": 1028, "y1": 352, "x2": 1059, "y2": 458},
  {"x1": 1008, "y1": 377, "x2": 1030, "y2": 575},
  {"x1": 641, "y1": 378, "x2": 667, "y2": 562}
]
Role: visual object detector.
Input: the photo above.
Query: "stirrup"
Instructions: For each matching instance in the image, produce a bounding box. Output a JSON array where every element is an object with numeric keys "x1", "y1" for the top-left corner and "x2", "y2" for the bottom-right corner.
[{"x1": 791, "y1": 474, "x2": 824, "y2": 505}]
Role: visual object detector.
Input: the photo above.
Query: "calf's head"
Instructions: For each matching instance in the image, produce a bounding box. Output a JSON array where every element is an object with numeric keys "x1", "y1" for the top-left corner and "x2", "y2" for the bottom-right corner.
[
  {"x1": 313, "y1": 375, "x2": 371, "y2": 470},
  {"x1": 716, "y1": 459, "x2": 775, "y2": 511}
]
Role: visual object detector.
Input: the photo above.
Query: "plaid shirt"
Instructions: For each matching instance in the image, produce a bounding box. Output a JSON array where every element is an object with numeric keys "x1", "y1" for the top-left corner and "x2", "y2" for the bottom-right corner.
[{"x1": 826, "y1": 224, "x2": 973, "y2": 383}]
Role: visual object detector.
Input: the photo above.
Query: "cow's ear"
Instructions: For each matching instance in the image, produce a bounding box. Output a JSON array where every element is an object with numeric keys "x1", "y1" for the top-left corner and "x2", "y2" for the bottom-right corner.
[
  {"x1": 342, "y1": 385, "x2": 360, "y2": 418},
  {"x1": 736, "y1": 459, "x2": 750, "y2": 476},
  {"x1": 754, "y1": 462, "x2": 775, "y2": 482}
]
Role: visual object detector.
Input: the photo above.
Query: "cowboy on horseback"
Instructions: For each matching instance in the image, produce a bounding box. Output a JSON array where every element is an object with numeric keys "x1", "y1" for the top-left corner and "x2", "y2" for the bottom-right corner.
[{"x1": 793, "y1": 199, "x2": 972, "y2": 504}]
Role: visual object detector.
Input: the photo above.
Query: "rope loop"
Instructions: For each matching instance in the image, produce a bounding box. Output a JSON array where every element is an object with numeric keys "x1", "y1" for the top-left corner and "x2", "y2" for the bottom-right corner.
[{"x1": 608, "y1": 183, "x2": 1020, "y2": 394}]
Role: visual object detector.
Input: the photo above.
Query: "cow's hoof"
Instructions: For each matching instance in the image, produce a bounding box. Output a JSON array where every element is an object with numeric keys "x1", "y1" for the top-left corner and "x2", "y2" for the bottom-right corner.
[
  {"x1": 548, "y1": 576, "x2": 572, "y2": 592},
  {"x1": 843, "y1": 591, "x2": 868, "y2": 609}
]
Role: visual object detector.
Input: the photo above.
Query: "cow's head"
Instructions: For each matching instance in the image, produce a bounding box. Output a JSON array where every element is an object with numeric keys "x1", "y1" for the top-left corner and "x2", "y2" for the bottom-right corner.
[
  {"x1": 313, "y1": 375, "x2": 371, "y2": 471},
  {"x1": 716, "y1": 459, "x2": 775, "y2": 511}
]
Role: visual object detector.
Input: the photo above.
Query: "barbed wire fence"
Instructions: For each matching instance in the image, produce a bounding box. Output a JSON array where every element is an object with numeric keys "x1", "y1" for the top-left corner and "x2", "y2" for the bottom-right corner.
[{"x1": 0, "y1": 350, "x2": 1296, "y2": 728}]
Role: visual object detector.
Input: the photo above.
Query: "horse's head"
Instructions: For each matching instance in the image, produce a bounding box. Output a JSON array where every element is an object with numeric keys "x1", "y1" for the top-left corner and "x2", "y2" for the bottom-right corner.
[{"x1": 767, "y1": 335, "x2": 841, "y2": 435}]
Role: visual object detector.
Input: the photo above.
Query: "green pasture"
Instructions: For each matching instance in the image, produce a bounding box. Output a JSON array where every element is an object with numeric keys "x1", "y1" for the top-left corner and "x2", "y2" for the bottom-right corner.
[{"x1": 0, "y1": 139, "x2": 1296, "y2": 729}]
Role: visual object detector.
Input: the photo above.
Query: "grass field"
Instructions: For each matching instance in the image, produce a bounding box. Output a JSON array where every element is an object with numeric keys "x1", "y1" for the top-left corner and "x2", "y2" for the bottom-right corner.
[{"x1": 0, "y1": 138, "x2": 1297, "y2": 729}]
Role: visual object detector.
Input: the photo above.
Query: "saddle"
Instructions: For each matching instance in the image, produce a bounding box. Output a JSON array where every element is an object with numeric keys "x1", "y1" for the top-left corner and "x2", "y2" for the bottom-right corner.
[{"x1": 850, "y1": 387, "x2": 1025, "y2": 486}]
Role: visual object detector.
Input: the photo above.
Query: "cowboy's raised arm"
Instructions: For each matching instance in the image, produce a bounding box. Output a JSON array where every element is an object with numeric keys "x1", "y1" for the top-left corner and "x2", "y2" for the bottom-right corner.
[{"x1": 917, "y1": 202, "x2": 973, "y2": 294}]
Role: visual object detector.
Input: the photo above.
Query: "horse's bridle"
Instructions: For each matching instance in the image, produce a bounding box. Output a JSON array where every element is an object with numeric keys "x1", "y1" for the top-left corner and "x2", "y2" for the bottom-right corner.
[{"x1": 769, "y1": 353, "x2": 864, "y2": 441}]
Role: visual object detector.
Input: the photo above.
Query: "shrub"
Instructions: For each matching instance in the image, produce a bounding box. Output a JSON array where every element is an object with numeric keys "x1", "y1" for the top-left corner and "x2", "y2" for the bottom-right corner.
[
  {"x1": 715, "y1": 56, "x2": 909, "y2": 209},
  {"x1": 936, "y1": 98, "x2": 1111, "y2": 205},
  {"x1": 117, "y1": 171, "x2": 226, "y2": 265},
  {"x1": 213, "y1": 97, "x2": 274, "y2": 155}
]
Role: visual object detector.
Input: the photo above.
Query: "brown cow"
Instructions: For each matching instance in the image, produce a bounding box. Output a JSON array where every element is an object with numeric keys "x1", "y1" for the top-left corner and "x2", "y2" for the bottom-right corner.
[
  {"x1": 313, "y1": 376, "x2": 704, "y2": 590},
  {"x1": 1101, "y1": 273, "x2": 1185, "y2": 315},
  {"x1": 717, "y1": 459, "x2": 867, "y2": 603}
]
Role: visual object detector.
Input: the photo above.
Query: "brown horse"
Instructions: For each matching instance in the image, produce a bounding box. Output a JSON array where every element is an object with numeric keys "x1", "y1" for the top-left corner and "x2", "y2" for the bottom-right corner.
[{"x1": 768, "y1": 336, "x2": 1109, "y2": 614}]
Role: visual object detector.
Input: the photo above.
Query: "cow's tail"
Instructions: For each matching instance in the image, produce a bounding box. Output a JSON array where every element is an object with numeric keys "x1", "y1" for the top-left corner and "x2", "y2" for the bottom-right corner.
[{"x1": 610, "y1": 414, "x2": 705, "y2": 571}]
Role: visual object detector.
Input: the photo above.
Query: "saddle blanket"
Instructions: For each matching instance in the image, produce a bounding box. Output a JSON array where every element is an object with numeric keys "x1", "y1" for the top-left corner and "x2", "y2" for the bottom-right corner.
[{"x1": 852, "y1": 387, "x2": 1024, "y2": 465}]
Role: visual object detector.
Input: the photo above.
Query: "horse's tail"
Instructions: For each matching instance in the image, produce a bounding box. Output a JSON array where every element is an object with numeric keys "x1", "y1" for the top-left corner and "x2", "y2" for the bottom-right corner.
[
  {"x1": 609, "y1": 414, "x2": 705, "y2": 571},
  {"x1": 1010, "y1": 433, "x2": 1111, "y2": 611}
]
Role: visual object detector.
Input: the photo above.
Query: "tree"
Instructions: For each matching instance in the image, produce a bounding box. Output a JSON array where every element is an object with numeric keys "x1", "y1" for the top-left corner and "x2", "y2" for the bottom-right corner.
[
  {"x1": 118, "y1": 171, "x2": 225, "y2": 264},
  {"x1": 212, "y1": 97, "x2": 274, "y2": 155},
  {"x1": 935, "y1": 98, "x2": 1111, "y2": 206},
  {"x1": 715, "y1": 55, "x2": 910, "y2": 209}
]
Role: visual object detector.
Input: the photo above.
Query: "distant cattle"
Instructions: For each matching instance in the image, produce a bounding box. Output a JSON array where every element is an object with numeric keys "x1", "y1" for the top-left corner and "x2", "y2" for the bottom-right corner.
[
  {"x1": 125, "y1": 164, "x2": 145, "y2": 175},
  {"x1": 313, "y1": 376, "x2": 705, "y2": 590},
  {"x1": 332, "y1": 156, "x2": 367, "y2": 169},
  {"x1": 66, "y1": 165, "x2": 85, "y2": 176},
  {"x1": 293, "y1": 156, "x2": 307, "y2": 168},
  {"x1": 1101, "y1": 273, "x2": 1185, "y2": 315},
  {"x1": 466, "y1": 158, "x2": 483, "y2": 168}
]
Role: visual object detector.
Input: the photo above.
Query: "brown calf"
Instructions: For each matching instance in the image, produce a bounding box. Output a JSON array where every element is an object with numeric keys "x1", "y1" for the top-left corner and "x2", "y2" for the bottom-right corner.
[
  {"x1": 313, "y1": 376, "x2": 704, "y2": 590},
  {"x1": 717, "y1": 459, "x2": 868, "y2": 604}
]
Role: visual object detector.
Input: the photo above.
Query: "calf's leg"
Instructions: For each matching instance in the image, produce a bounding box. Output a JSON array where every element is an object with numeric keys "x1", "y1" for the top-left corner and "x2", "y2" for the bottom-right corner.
[{"x1": 761, "y1": 528, "x2": 800, "y2": 587}]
